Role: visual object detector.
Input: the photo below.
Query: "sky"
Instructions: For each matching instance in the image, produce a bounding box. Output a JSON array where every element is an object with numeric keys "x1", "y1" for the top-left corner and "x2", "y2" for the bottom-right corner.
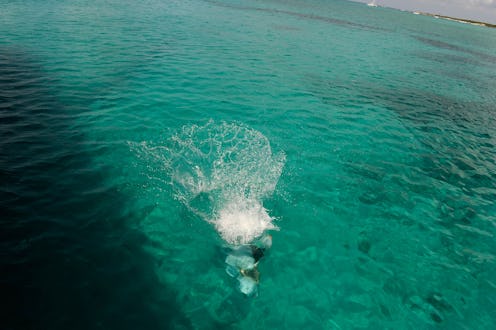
[{"x1": 353, "y1": 0, "x2": 496, "y2": 24}]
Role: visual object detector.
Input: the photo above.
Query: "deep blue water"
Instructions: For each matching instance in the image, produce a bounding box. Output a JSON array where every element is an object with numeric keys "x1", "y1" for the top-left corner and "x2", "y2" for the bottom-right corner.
[{"x1": 2, "y1": 0, "x2": 496, "y2": 329}]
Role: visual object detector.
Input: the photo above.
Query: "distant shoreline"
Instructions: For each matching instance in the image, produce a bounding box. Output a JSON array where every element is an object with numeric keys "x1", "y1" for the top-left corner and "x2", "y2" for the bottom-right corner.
[{"x1": 412, "y1": 11, "x2": 496, "y2": 28}]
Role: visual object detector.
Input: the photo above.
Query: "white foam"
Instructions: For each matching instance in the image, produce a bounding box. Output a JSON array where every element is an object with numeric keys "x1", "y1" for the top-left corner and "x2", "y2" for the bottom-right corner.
[
  {"x1": 133, "y1": 120, "x2": 285, "y2": 244},
  {"x1": 214, "y1": 198, "x2": 277, "y2": 244}
]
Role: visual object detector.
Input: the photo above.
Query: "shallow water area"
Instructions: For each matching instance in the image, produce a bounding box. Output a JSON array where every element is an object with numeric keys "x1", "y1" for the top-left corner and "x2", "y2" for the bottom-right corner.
[{"x1": 2, "y1": 0, "x2": 496, "y2": 329}]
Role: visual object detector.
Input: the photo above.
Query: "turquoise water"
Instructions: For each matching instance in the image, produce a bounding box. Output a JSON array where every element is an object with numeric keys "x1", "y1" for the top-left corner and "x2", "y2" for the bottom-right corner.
[{"x1": 2, "y1": 0, "x2": 496, "y2": 328}]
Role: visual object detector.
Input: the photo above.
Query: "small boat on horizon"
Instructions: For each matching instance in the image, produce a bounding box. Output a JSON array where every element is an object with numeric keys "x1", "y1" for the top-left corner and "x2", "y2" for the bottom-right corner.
[{"x1": 367, "y1": 0, "x2": 378, "y2": 7}]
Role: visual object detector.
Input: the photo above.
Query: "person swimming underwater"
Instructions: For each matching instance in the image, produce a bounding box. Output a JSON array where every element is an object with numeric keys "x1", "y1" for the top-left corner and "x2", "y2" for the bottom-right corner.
[
  {"x1": 237, "y1": 244, "x2": 263, "y2": 282},
  {"x1": 225, "y1": 235, "x2": 272, "y2": 296}
]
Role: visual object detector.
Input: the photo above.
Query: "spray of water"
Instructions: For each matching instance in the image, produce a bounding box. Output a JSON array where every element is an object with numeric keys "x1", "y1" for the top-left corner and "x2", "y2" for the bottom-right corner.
[{"x1": 135, "y1": 120, "x2": 285, "y2": 245}]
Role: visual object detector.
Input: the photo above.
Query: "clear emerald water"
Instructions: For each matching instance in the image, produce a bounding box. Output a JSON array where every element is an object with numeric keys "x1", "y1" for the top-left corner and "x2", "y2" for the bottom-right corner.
[{"x1": 2, "y1": 0, "x2": 496, "y2": 329}]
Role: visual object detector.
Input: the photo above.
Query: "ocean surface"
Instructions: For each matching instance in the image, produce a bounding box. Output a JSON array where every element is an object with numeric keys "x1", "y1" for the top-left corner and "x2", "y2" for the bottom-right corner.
[{"x1": 2, "y1": 0, "x2": 496, "y2": 329}]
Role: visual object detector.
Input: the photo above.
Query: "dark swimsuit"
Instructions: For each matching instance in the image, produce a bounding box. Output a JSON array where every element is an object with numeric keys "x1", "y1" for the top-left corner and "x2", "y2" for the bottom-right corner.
[{"x1": 250, "y1": 245, "x2": 265, "y2": 263}]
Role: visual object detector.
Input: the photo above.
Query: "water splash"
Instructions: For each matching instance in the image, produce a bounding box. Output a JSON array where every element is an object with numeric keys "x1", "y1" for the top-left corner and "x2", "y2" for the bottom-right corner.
[{"x1": 135, "y1": 121, "x2": 285, "y2": 244}]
